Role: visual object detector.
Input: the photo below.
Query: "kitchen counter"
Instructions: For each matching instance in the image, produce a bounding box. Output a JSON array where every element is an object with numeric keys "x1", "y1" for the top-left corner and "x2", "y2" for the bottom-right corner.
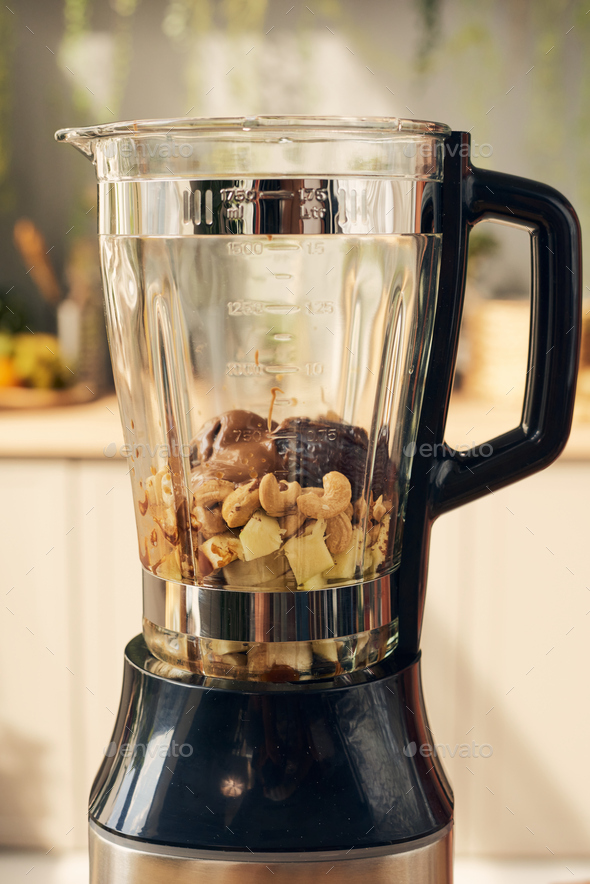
[
  {"x1": 0, "y1": 394, "x2": 589, "y2": 460},
  {"x1": 0, "y1": 396, "x2": 124, "y2": 459}
]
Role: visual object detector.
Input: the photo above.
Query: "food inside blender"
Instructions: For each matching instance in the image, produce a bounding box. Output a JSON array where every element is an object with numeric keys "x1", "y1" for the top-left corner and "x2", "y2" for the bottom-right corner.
[
  {"x1": 136, "y1": 408, "x2": 396, "y2": 590},
  {"x1": 143, "y1": 619, "x2": 398, "y2": 682}
]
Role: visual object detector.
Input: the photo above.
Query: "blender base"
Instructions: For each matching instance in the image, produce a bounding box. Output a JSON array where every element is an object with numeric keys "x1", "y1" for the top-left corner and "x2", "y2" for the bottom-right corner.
[
  {"x1": 89, "y1": 819, "x2": 452, "y2": 882},
  {"x1": 88, "y1": 636, "x2": 453, "y2": 882}
]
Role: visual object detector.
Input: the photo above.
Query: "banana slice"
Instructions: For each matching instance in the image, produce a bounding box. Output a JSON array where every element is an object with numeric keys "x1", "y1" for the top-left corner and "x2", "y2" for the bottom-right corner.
[
  {"x1": 239, "y1": 510, "x2": 283, "y2": 561},
  {"x1": 283, "y1": 519, "x2": 334, "y2": 585}
]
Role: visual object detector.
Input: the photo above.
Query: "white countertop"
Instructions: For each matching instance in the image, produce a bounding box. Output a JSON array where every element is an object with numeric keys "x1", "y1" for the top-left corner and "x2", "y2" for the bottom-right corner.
[
  {"x1": 0, "y1": 396, "x2": 124, "y2": 459},
  {"x1": 0, "y1": 394, "x2": 589, "y2": 461}
]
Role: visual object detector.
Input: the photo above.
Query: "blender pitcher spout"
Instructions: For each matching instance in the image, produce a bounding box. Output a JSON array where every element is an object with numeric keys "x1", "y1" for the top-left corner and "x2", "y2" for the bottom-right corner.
[{"x1": 54, "y1": 126, "x2": 97, "y2": 160}]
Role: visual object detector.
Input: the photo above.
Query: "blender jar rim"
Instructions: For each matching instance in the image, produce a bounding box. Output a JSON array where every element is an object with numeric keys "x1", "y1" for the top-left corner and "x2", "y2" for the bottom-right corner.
[{"x1": 55, "y1": 114, "x2": 452, "y2": 143}]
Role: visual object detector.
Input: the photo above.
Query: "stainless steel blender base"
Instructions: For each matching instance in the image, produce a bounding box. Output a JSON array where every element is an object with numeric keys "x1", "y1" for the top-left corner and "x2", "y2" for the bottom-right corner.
[{"x1": 89, "y1": 820, "x2": 453, "y2": 883}]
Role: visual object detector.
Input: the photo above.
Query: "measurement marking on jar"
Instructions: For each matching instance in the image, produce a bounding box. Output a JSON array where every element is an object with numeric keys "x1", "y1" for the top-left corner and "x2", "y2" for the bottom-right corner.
[
  {"x1": 264, "y1": 364, "x2": 299, "y2": 374},
  {"x1": 225, "y1": 362, "x2": 265, "y2": 377},
  {"x1": 225, "y1": 362, "x2": 323, "y2": 377},
  {"x1": 228, "y1": 299, "x2": 332, "y2": 316},
  {"x1": 227, "y1": 242, "x2": 263, "y2": 255},
  {"x1": 310, "y1": 300, "x2": 333, "y2": 313},
  {"x1": 228, "y1": 300, "x2": 301, "y2": 316},
  {"x1": 234, "y1": 430, "x2": 262, "y2": 442},
  {"x1": 228, "y1": 300, "x2": 264, "y2": 315},
  {"x1": 205, "y1": 189, "x2": 213, "y2": 225},
  {"x1": 296, "y1": 428, "x2": 336, "y2": 443},
  {"x1": 265, "y1": 304, "x2": 300, "y2": 315},
  {"x1": 220, "y1": 188, "x2": 256, "y2": 203}
]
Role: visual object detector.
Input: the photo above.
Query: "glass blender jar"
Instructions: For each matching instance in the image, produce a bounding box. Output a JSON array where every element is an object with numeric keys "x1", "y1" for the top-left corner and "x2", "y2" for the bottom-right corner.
[{"x1": 58, "y1": 116, "x2": 447, "y2": 682}]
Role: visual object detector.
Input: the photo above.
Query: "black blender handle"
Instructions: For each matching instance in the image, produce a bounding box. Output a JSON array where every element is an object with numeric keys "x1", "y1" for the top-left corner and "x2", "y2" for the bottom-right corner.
[{"x1": 432, "y1": 166, "x2": 581, "y2": 516}]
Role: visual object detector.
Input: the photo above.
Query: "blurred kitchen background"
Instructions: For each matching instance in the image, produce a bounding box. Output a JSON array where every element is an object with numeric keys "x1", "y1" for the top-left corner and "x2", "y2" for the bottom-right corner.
[{"x1": 1, "y1": 1, "x2": 590, "y2": 882}]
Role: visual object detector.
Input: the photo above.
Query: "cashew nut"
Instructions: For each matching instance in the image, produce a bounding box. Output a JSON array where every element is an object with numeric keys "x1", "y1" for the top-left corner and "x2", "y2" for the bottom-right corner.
[
  {"x1": 222, "y1": 479, "x2": 260, "y2": 528},
  {"x1": 138, "y1": 489, "x2": 149, "y2": 516},
  {"x1": 146, "y1": 467, "x2": 175, "y2": 509},
  {"x1": 279, "y1": 509, "x2": 306, "y2": 539},
  {"x1": 372, "y1": 494, "x2": 388, "y2": 522},
  {"x1": 200, "y1": 533, "x2": 244, "y2": 571},
  {"x1": 191, "y1": 504, "x2": 226, "y2": 539},
  {"x1": 259, "y1": 473, "x2": 301, "y2": 516},
  {"x1": 297, "y1": 471, "x2": 352, "y2": 519},
  {"x1": 152, "y1": 506, "x2": 179, "y2": 544},
  {"x1": 370, "y1": 514, "x2": 391, "y2": 570},
  {"x1": 193, "y1": 478, "x2": 234, "y2": 509},
  {"x1": 325, "y1": 511, "x2": 353, "y2": 554}
]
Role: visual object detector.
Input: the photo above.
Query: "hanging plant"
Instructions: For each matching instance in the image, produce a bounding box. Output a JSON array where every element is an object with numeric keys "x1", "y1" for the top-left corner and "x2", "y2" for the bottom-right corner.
[
  {"x1": 162, "y1": 0, "x2": 212, "y2": 110},
  {"x1": 415, "y1": 0, "x2": 441, "y2": 73},
  {"x1": 59, "y1": 0, "x2": 93, "y2": 115},
  {"x1": 58, "y1": 0, "x2": 140, "y2": 121},
  {"x1": 221, "y1": 0, "x2": 268, "y2": 34},
  {"x1": 110, "y1": 0, "x2": 142, "y2": 118}
]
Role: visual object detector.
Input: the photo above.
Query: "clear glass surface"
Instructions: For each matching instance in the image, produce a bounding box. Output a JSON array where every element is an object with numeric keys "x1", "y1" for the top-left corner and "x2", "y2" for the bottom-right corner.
[
  {"x1": 143, "y1": 619, "x2": 399, "y2": 682},
  {"x1": 101, "y1": 232, "x2": 440, "y2": 592},
  {"x1": 59, "y1": 116, "x2": 447, "y2": 680}
]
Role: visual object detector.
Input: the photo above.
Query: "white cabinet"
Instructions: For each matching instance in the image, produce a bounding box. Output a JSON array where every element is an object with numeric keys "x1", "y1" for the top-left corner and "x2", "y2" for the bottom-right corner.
[
  {"x1": 0, "y1": 459, "x2": 140, "y2": 850},
  {"x1": 422, "y1": 462, "x2": 590, "y2": 856}
]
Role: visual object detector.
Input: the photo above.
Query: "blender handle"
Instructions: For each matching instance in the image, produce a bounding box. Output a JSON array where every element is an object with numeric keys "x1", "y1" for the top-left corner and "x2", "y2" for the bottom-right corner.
[{"x1": 431, "y1": 166, "x2": 582, "y2": 516}]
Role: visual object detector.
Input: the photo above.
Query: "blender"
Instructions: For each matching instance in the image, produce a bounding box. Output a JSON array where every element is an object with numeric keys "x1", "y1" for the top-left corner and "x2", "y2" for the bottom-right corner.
[{"x1": 56, "y1": 116, "x2": 581, "y2": 882}]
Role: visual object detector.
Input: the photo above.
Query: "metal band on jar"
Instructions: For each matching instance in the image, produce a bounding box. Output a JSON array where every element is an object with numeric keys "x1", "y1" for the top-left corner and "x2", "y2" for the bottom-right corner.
[
  {"x1": 99, "y1": 178, "x2": 441, "y2": 236},
  {"x1": 143, "y1": 569, "x2": 395, "y2": 643}
]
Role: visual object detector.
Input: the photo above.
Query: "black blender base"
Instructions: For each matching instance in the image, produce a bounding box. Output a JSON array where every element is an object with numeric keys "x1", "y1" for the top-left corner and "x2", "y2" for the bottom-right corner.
[{"x1": 88, "y1": 636, "x2": 454, "y2": 882}]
